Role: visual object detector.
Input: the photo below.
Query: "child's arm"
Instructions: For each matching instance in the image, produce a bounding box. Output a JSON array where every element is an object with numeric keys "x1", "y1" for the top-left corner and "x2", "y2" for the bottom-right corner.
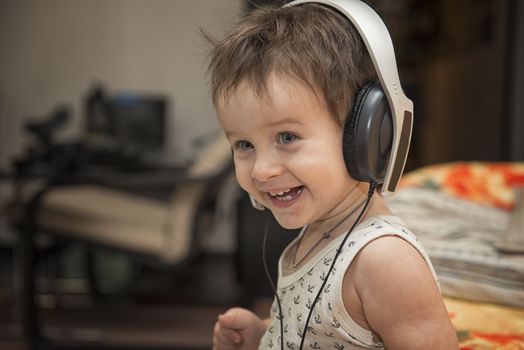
[
  {"x1": 212, "y1": 307, "x2": 270, "y2": 350},
  {"x1": 348, "y1": 236, "x2": 459, "y2": 350}
]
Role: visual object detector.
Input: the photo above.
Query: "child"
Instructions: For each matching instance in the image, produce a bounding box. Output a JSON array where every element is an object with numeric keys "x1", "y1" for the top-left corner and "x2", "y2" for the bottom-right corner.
[{"x1": 207, "y1": 2, "x2": 459, "y2": 349}]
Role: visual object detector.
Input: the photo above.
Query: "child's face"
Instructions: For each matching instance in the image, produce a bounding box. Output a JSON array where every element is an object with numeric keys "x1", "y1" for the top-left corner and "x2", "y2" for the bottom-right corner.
[{"x1": 217, "y1": 74, "x2": 358, "y2": 229}]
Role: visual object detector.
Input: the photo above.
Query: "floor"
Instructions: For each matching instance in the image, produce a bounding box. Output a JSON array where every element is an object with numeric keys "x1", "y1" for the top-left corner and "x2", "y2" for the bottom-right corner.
[
  {"x1": 0, "y1": 300, "x2": 223, "y2": 349},
  {"x1": 0, "y1": 246, "x2": 272, "y2": 350}
]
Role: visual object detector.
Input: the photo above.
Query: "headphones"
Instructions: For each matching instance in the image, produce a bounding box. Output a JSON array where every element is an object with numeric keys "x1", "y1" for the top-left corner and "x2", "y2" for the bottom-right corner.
[{"x1": 250, "y1": 0, "x2": 413, "y2": 210}]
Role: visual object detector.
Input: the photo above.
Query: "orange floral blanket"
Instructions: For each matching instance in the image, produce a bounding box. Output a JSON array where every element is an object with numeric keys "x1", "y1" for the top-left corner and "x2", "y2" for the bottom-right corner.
[
  {"x1": 400, "y1": 162, "x2": 524, "y2": 210},
  {"x1": 445, "y1": 297, "x2": 524, "y2": 350},
  {"x1": 397, "y1": 162, "x2": 524, "y2": 350}
]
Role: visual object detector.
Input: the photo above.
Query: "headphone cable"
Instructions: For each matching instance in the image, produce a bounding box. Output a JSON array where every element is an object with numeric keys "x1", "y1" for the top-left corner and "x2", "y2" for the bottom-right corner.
[{"x1": 298, "y1": 181, "x2": 377, "y2": 350}]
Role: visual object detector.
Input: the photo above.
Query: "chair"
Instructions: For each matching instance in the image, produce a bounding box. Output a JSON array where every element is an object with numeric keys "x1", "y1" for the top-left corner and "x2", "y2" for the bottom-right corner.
[{"x1": 15, "y1": 133, "x2": 234, "y2": 349}]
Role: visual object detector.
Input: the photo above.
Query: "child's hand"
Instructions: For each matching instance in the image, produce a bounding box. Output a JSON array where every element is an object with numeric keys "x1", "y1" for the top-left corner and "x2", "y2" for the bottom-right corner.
[{"x1": 212, "y1": 307, "x2": 267, "y2": 350}]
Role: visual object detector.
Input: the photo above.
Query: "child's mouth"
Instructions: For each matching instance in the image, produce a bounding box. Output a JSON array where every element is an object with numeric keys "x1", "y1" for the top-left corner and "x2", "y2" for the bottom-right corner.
[{"x1": 268, "y1": 186, "x2": 304, "y2": 202}]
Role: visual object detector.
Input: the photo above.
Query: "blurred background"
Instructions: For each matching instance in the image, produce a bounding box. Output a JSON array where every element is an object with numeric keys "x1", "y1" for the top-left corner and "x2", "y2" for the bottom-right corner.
[{"x1": 0, "y1": 0, "x2": 522, "y2": 349}]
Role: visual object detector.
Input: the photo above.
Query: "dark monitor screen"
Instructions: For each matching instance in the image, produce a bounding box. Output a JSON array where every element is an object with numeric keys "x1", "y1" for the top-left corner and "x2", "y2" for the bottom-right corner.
[
  {"x1": 87, "y1": 93, "x2": 166, "y2": 153},
  {"x1": 109, "y1": 95, "x2": 166, "y2": 151}
]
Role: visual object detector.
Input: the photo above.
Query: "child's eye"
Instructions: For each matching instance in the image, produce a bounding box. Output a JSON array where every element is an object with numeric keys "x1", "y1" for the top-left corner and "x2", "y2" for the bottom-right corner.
[
  {"x1": 278, "y1": 132, "x2": 298, "y2": 144},
  {"x1": 235, "y1": 140, "x2": 254, "y2": 151}
]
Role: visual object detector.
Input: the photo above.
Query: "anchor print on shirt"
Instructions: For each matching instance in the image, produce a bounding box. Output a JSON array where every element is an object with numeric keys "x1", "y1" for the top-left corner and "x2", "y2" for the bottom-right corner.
[
  {"x1": 309, "y1": 341, "x2": 321, "y2": 349},
  {"x1": 334, "y1": 342, "x2": 345, "y2": 350},
  {"x1": 306, "y1": 298, "x2": 313, "y2": 310},
  {"x1": 314, "y1": 314, "x2": 322, "y2": 324},
  {"x1": 320, "y1": 271, "x2": 327, "y2": 281},
  {"x1": 305, "y1": 326, "x2": 316, "y2": 335},
  {"x1": 331, "y1": 318, "x2": 341, "y2": 328}
]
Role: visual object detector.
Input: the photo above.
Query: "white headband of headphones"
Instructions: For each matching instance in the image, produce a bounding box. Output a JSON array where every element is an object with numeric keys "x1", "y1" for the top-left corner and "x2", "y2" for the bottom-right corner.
[{"x1": 285, "y1": 0, "x2": 413, "y2": 194}]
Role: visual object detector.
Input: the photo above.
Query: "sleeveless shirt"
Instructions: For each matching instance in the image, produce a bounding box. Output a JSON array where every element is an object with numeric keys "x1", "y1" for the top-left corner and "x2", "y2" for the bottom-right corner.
[{"x1": 258, "y1": 215, "x2": 439, "y2": 349}]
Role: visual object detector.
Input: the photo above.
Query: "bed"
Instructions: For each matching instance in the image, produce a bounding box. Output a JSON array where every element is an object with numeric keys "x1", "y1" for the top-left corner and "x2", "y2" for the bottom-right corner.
[{"x1": 385, "y1": 161, "x2": 524, "y2": 349}]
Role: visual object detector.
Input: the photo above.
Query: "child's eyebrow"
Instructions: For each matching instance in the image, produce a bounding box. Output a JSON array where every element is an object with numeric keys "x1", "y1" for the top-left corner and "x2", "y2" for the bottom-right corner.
[
  {"x1": 224, "y1": 130, "x2": 237, "y2": 140},
  {"x1": 223, "y1": 118, "x2": 304, "y2": 140},
  {"x1": 264, "y1": 117, "x2": 303, "y2": 128}
]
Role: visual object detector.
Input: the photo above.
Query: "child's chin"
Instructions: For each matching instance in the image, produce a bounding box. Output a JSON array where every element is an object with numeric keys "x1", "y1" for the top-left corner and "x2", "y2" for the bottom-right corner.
[{"x1": 271, "y1": 213, "x2": 304, "y2": 230}]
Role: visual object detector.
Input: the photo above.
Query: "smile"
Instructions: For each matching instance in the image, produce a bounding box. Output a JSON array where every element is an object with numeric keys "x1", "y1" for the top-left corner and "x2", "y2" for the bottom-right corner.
[{"x1": 267, "y1": 186, "x2": 304, "y2": 202}]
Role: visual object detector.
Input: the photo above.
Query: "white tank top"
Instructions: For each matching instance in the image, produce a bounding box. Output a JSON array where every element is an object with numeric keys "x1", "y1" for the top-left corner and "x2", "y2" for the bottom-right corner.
[{"x1": 258, "y1": 215, "x2": 439, "y2": 349}]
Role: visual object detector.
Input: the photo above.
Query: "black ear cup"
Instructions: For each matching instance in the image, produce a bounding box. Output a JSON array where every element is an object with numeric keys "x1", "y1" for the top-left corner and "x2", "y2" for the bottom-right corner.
[{"x1": 343, "y1": 81, "x2": 393, "y2": 184}]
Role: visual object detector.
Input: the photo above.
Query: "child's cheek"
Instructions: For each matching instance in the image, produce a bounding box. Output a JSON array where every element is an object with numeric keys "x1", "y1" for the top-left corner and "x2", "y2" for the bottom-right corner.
[{"x1": 234, "y1": 161, "x2": 253, "y2": 193}]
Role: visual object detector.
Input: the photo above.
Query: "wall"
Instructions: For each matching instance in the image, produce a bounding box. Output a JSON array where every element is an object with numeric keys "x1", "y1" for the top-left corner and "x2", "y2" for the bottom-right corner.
[
  {"x1": 0, "y1": 0, "x2": 244, "y2": 170},
  {"x1": 417, "y1": 0, "x2": 511, "y2": 164},
  {"x1": 508, "y1": 0, "x2": 524, "y2": 160}
]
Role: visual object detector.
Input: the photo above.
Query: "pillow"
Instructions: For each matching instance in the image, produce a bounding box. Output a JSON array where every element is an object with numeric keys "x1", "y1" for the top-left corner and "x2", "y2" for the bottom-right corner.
[
  {"x1": 496, "y1": 187, "x2": 524, "y2": 253},
  {"x1": 386, "y1": 162, "x2": 524, "y2": 307}
]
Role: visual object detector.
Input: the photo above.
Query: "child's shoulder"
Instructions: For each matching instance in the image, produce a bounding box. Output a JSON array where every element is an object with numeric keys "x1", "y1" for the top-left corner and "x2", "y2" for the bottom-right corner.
[
  {"x1": 345, "y1": 214, "x2": 431, "y2": 285},
  {"x1": 350, "y1": 229, "x2": 435, "y2": 292},
  {"x1": 358, "y1": 233, "x2": 421, "y2": 265},
  {"x1": 335, "y1": 215, "x2": 426, "y2": 281}
]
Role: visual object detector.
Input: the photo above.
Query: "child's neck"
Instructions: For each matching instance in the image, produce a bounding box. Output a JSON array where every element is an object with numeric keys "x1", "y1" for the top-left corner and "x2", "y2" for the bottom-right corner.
[
  {"x1": 287, "y1": 183, "x2": 392, "y2": 274},
  {"x1": 307, "y1": 182, "x2": 391, "y2": 239}
]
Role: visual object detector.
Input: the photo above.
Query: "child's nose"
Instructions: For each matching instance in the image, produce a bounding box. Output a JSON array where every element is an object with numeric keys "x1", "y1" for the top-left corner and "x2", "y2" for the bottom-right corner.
[{"x1": 251, "y1": 152, "x2": 283, "y2": 182}]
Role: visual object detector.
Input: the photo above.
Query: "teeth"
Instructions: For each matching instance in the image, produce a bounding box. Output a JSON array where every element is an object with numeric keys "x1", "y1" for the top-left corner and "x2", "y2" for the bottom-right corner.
[
  {"x1": 269, "y1": 189, "x2": 290, "y2": 197},
  {"x1": 268, "y1": 187, "x2": 303, "y2": 201}
]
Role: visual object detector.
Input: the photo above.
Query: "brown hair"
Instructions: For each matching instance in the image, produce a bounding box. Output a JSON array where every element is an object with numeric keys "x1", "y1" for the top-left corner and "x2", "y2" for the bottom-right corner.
[{"x1": 206, "y1": 3, "x2": 376, "y2": 125}]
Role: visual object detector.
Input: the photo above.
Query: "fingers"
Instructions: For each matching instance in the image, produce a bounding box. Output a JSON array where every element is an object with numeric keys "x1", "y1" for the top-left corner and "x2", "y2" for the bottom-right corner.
[
  {"x1": 218, "y1": 313, "x2": 241, "y2": 330},
  {"x1": 213, "y1": 320, "x2": 242, "y2": 349},
  {"x1": 218, "y1": 309, "x2": 248, "y2": 330}
]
